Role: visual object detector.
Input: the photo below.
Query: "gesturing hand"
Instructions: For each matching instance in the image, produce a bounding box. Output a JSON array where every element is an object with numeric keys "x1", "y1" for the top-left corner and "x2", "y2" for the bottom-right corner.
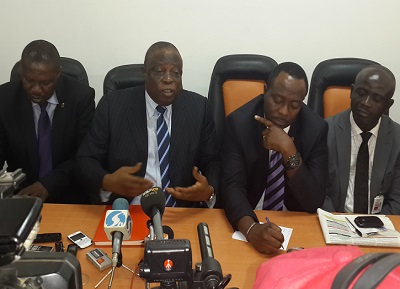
[
  {"x1": 102, "y1": 163, "x2": 153, "y2": 198},
  {"x1": 166, "y1": 166, "x2": 213, "y2": 202}
]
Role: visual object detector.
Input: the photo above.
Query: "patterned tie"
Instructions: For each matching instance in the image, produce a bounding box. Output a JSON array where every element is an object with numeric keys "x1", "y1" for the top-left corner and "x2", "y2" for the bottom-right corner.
[
  {"x1": 156, "y1": 106, "x2": 175, "y2": 207},
  {"x1": 354, "y1": 132, "x2": 372, "y2": 213},
  {"x1": 38, "y1": 102, "x2": 53, "y2": 178},
  {"x1": 263, "y1": 150, "x2": 285, "y2": 210}
]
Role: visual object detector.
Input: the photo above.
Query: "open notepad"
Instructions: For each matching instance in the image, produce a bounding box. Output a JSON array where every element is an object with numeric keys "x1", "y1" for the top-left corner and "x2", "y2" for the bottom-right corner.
[{"x1": 317, "y1": 208, "x2": 400, "y2": 247}]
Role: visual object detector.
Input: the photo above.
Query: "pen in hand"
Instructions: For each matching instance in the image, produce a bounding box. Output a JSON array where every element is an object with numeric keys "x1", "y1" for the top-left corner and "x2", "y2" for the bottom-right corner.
[{"x1": 265, "y1": 217, "x2": 285, "y2": 250}]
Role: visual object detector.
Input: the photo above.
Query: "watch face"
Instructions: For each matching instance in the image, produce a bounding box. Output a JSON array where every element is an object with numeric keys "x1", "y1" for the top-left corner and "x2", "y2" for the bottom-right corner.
[{"x1": 285, "y1": 153, "x2": 301, "y2": 170}]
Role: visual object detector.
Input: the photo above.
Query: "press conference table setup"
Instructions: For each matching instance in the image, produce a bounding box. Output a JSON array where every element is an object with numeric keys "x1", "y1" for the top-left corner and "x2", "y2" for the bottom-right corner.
[{"x1": 38, "y1": 204, "x2": 400, "y2": 289}]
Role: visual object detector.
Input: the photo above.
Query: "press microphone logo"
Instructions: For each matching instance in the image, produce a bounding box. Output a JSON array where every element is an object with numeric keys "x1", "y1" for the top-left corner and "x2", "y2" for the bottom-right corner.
[
  {"x1": 104, "y1": 210, "x2": 133, "y2": 240},
  {"x1": 106, "y1": 211, "x2": 127, "y2": 227}
]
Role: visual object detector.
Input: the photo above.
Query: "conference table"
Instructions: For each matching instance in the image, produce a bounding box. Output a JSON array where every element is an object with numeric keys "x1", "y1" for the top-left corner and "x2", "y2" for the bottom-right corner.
[{"x1": 38, "y1": 204, "x2": 400, "y2": 289}]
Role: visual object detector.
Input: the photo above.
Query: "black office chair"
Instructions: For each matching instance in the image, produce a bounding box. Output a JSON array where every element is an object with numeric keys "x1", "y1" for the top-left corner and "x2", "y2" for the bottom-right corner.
[
  {"x1": 307, "y1": 58, "x2": 380, "y2": 118},
  {"x1": 10, "y1": 57, "x2": 90, "y2": 85},
  {"x1": 103, "y1": 64, "x2": 144, "y2": 95},
  {"x1": 208, "y1": 54, "x2": 278, "y2": 145}
]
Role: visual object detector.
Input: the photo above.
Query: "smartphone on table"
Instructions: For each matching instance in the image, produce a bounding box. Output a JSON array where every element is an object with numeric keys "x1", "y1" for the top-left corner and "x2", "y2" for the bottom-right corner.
[
  {"x1": 67, "y1": 231, "x2": 92, "y2": 249},
  {"x1": 354, "y1": 216, "x2": 384, "y2": 228}
]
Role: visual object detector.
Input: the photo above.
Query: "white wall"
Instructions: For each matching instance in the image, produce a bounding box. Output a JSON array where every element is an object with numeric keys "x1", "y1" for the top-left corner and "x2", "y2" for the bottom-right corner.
[{"x1": 1, "y1": 0, "x2": 400, "y2": 121}]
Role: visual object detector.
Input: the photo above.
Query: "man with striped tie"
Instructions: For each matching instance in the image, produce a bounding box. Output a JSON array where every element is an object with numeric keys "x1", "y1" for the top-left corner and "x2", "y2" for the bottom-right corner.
[
  {"x1": 221, "y1": 62, "x2": 328, "y2": 255},
  {"x1": 77, "y1": 42, "x2": 219, "y2": 207}
]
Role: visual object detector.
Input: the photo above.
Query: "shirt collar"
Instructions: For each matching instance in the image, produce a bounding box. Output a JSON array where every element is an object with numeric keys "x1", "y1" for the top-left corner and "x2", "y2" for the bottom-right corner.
[
  {"x1": 145, "y1": 90, "x2": 172, "y2": 118},
  {"x1": 31, "y1": 91, "x2": 59, "y2": 107},
  {"x1": 350, "y1": 111, "x2": 381, "y2": 137}
]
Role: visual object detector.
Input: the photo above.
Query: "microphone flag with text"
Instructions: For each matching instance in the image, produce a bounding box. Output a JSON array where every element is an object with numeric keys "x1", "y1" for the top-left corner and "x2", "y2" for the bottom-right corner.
[
  {"x1": 104, "y1": 198, "x2": 132, "y2": 268},
  {"x1": 141, "y1": 187, "x2": 166, "y2": 240}
]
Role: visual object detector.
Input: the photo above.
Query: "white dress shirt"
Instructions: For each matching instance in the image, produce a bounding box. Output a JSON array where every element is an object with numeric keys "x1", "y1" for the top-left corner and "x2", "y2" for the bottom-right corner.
[{"x1": 344, "y1": 112, "x2": 381, "y2": 213}]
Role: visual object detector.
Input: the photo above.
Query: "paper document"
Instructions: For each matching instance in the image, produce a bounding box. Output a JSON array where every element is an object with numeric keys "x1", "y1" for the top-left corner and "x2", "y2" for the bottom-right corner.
[
  {"x1": 317, "y1": 208, "x2": 400, "y2": 247},
  {"x1": 233, "y1": 226, "x2": 293, "y2": 250}
]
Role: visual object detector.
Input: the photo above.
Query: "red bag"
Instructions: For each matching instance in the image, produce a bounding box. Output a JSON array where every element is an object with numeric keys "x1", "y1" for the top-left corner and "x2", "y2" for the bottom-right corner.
[{"x1": 253, "y1": 246, "x2": 400, "y2": 289}]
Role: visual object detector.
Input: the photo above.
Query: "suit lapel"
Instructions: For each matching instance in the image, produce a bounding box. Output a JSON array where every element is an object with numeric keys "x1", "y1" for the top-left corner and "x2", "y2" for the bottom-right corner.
[
  {"x1": 370, "y1": 117, "x2": 392, "y2": 199},
  {"x1": 169, "y1": 93, "x2": 187, "y2": 184},
  {"x1": 52, "y1": 82, "x2": 68, "y2": 162},
  {"x1": 19, "y1": 90, "x2": 38, "y2": 175},
  {"x1": 128, "y1": 90, "x2": 148, "y2": 175},
  {"x1": 336, "y1": 112, "x2": 352, "y2": 208}
]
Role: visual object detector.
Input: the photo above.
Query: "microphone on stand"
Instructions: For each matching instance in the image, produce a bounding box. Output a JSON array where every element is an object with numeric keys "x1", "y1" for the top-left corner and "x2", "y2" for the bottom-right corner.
[
  {"x1": 197, "y1": 222, "x2": 224, "y2": 289},
  {"x1": 141, "y1": 187, "x2": 166, "y2": 240},
  {"x1": 103, "y1": 198, "x2": 132, "y2": 289}
]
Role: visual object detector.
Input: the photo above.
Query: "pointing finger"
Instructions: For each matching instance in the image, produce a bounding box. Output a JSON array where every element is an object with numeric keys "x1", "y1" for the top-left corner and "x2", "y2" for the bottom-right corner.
[{"x1": 254, "y1": 115, "x2": 274, "y2": 128}]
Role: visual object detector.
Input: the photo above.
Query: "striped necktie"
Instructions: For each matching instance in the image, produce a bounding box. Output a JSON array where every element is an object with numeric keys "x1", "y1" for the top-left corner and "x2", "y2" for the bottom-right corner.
[
  {"x1": 263, "y1": 150, "x2": 285, "y2": 210},
  {"x1": 156, "y1": 106, "x2": 175, "y2": 207},
  {"x1": 38, "y1": 102, "x2": 53, "y2": 178}
]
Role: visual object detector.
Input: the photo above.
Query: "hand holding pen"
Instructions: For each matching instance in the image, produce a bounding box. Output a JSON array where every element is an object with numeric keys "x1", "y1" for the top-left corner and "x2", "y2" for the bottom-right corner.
[{"x1": 266, "y1": 217, "x2": 285, "y2": 250}]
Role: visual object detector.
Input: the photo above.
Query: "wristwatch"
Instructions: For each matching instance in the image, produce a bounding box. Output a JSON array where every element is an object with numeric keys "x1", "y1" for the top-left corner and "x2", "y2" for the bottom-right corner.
[{"x1": 284, "y1": 152, "x2": 301, "y2": 170}]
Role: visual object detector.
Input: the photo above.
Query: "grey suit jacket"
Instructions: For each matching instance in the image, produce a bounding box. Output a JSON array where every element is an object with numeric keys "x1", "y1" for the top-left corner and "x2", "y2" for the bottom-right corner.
[
  {"x1": 324, "y1": 109, "x2": 400, "y2": 214},
  {"x1": 76, "y1": 85, "x2": 219, "y2": 206}
]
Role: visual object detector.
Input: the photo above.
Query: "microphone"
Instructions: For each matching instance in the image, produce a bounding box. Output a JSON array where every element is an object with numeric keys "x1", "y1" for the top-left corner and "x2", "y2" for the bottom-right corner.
[
  {"x1": 197, "y1": 222, "x2": 223, "y2": 289},
  {"x1": 141, "y1": 187, "x2": 166, "y2": 240},
  {"x1": 104, "y1": 198, "x2": 132, "y2": 268}
]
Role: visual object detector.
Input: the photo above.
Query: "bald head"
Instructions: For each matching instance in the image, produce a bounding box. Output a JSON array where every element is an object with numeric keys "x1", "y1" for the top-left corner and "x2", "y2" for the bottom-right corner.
[
  {"x1": 21, "y1": 40, "x2": 60, "y2": 71},
  {"x1": 355, "y1": 65, "x2": 396, "y2": 99},
  {"x1": 144, "y1": 41, "x2": 182, "y2": 69}
]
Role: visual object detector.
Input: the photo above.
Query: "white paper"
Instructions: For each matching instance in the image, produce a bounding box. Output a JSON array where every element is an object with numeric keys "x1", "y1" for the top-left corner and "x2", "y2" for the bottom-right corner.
[{"x1": 232, "y1": 226, "x2": 293, "y2": 250}]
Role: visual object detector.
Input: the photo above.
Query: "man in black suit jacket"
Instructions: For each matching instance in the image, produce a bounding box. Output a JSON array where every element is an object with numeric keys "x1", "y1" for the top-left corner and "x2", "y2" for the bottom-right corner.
[
  {"x1": 76, "y1": 41, "x2": 218, "y2": 206},
  {"x1": 221, "y1": 62, "x2": 328, "y2": 255},
  {"x1": 0, "y1": 40, "x2": 95, "y2": 203}
]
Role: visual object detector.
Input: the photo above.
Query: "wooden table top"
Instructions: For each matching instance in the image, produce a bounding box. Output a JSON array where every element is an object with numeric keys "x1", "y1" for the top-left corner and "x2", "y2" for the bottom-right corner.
[{"x1": 38, "y1": 204, "x2": 400, "y2": 289}]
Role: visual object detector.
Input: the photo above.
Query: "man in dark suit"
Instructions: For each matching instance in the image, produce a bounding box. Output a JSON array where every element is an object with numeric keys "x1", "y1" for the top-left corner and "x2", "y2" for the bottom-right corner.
[
  {"x1": 323, "y1": 65, "x2": 400, "y2": 215},
  {"x1": 76, "y1": 41, "x2": 218, "y2": 206},
  {"x1": 221, "y1": 62, "x2": 328, "y2": 255},
  {"x1": 0, "y1": 40, "x2": 95, "y2": 203}
]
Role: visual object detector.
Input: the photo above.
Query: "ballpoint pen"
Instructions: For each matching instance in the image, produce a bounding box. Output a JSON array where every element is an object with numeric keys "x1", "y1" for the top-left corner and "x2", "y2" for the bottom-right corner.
[
  {"x1": 345, "y1": 217, "x2": 362, "y2": 237},
  {"x1": 265, "y1": 217, "x2": 285, "y2": 250}
]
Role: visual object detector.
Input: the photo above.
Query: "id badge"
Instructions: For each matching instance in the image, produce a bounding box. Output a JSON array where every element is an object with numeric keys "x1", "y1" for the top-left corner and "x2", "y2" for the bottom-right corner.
[{"x1": 371, "y1": 195, "x2": 384, "y2": 214}]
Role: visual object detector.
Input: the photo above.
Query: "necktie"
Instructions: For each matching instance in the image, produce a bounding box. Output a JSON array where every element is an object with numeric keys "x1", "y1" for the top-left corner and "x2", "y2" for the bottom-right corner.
[
  {"x1": 156, "y1": 106, "x2": 175, "y2": 207},
  {"x1": 354, "y1": 132, "x2": 372, "y2": 213},
  {"x1": 263, "y1": 150, "x2": 285, "y2": 210},
  {"x1": 38, "y1": 102, "x2": 53, "y2": 178}
]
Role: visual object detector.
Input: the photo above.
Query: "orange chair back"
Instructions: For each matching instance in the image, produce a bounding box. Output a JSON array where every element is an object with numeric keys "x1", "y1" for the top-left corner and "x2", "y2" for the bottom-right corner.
[
  {"x1": 222, "y1": 79, "x2": 265, "y2": 116},
  {"x1": 323, "y1": 86, "x2": 351, "y2": 118}
]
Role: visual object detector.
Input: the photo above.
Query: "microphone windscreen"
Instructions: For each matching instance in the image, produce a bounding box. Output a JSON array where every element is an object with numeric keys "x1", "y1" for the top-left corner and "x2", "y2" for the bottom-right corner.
[
  {"x1": 104, "y1": 198, "x2": 132, "y2": 240},
  {"x1": 141, "y1": 187, "x2": 166, "y2": 218},
  {"x1": 112, "y1": 198, "x2": 129, "y2": 210}
]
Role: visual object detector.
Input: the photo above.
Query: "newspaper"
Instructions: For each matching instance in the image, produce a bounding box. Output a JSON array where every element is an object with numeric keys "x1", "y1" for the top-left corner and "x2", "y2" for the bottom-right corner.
[{"x1": 317, "y1": 208, "x2": 400, "y2": 247}]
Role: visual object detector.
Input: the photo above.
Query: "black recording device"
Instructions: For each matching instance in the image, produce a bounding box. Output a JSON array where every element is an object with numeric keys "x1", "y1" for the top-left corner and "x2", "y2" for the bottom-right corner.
[
  {"x1": 0, "y1": 197, "x2": 82, "y2": 289},
  {"x1": 138, "y1": 187, "x2": 233, "y2": 289},
  {"x1": 33, "y1": 233, "x2": 62, "y2": 243}
]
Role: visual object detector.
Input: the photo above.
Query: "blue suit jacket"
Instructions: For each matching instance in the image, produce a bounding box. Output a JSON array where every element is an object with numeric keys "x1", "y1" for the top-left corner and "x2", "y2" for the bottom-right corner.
[{"x1": 76, "y1": 85, "x2": 219, "y2": 206}]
